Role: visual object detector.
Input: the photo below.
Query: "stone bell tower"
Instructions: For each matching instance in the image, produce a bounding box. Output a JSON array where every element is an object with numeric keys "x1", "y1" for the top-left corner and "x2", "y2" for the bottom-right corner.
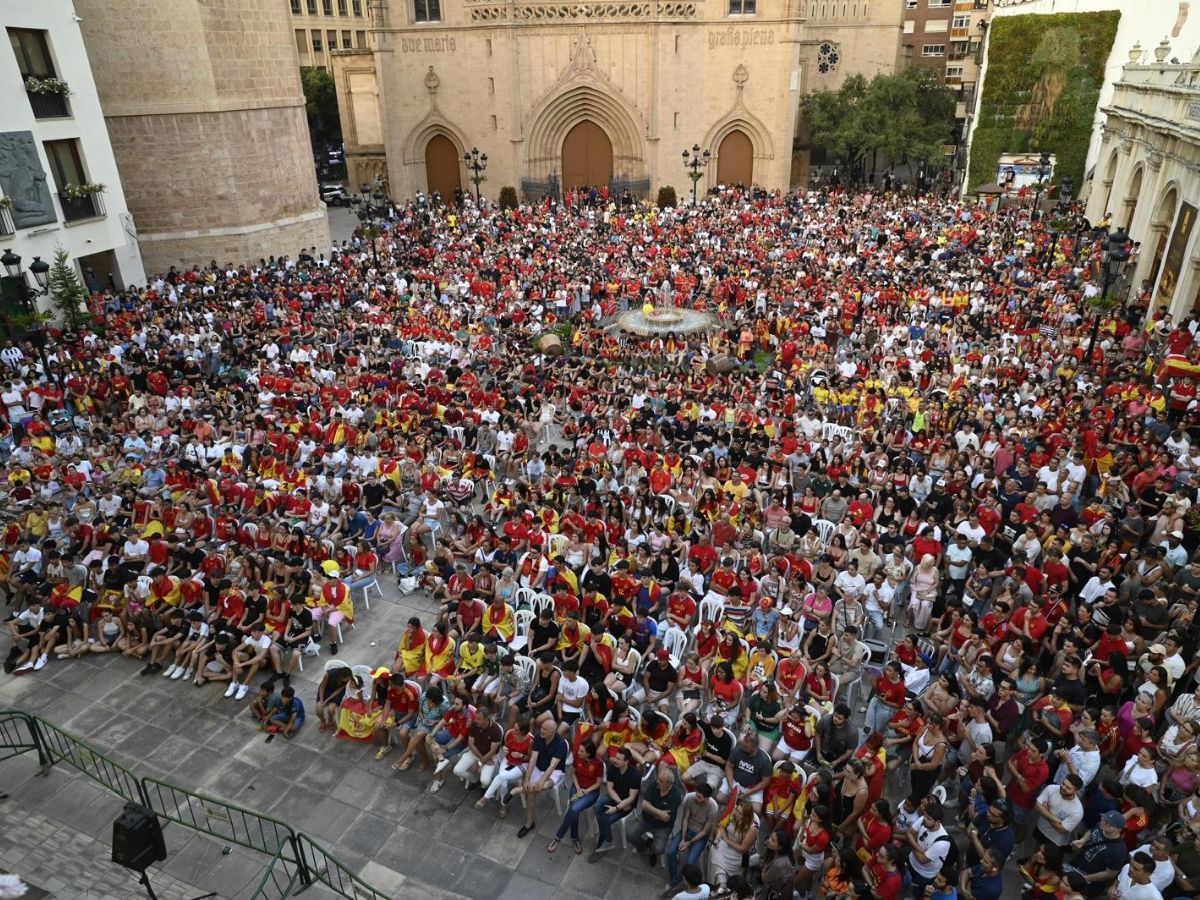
[{"x1": 72, "y1": 0, "x2": 329, "y2": 274}]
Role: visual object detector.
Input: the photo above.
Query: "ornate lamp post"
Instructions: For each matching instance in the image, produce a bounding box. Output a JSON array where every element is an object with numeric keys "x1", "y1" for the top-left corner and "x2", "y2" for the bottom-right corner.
[
  {"x1": 682, "y1": 144, "x2": 711, "y2": 206},
  {"x1": 1033, "y1": 150, "x2": 1052, "y2": 217},
  {"x1": 0, "y1": 248, "x2": 54, "y2": 380},
  {"x1": 1085, "y1": 227, "x2": 1131, "y2": 365},
  {"x1": 464, "y1": 147, "x2": 488, "y2": 206}
]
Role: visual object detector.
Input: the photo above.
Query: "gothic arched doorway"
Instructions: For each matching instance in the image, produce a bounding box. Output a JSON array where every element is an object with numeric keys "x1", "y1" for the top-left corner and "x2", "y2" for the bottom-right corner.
[
  {"x1": 717, "y1": 129, "x2": 753, "y2": 187},
  {"x1": 562, "y1": 120, "x2": 613, "y2": 192},
  {"x1": 425, "y1": 135, "x2": 462, "y2": 200}
]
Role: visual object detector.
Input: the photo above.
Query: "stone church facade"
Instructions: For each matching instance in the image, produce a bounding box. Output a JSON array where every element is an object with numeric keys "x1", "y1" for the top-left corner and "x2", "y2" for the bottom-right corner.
[{"x1": 334, "y1": 0, "x2": 903, "y2": 201}]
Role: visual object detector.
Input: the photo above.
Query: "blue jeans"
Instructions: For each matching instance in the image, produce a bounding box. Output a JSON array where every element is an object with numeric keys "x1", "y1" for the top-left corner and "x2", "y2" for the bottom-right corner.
[
  {"x1": 594, "y1": 803, "x2": 630, "y2": 847},
  {"x1": 666, "y1": 828, "x2": 706, "y2": 887},
  {"x1": 555, "y1": 791, "x2": 600, "y2": 840}
]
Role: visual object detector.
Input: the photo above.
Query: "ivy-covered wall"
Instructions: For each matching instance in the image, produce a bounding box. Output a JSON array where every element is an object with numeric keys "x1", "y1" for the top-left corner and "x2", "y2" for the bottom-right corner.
[{"x1": 968, "y1": 10, "x2": 1121, "y2": 193}]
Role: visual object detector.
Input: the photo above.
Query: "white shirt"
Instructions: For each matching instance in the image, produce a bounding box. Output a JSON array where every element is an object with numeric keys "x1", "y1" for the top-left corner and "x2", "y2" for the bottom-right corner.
[
  {"x1": 1132, "y1": 845, "x2": 1175, "y2": 891},
  {"x1": 908, "y1": 822, "x2": 950, "y2": 878},
  {"x1": 1114, "y1": 866, "x2": 1163, "y2": 900},
  {"x1": 1054, "y1": 746, "x2": 1100, "y2": 787},
  {"x1": 1035, "y1": 784, "x2": 1083, "y2": 845}
]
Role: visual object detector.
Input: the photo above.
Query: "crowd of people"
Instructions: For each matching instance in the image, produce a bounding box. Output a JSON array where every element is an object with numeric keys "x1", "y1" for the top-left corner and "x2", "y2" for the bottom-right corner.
[{"x1": 3, "y1": 182, "x2": 1200, "y2": 900}]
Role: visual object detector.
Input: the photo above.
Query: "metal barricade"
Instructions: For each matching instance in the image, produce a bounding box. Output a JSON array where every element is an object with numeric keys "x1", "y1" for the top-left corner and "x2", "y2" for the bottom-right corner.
[
  {"x1": 247, "y1": 841, "x2": 308, "y2": 900},
  {"x1": 0, "y1": 711, "x2": 390, "y2": 899},
  {"x1": 35, "y1": 716, "x2": 145, "y2": 804},
  {"x1": 140, "y1": 776, "x2": 295, "y2": 857},
  {"x1": 295, "y1": 833, "x2": 391, "y2": 900},
  {"x1": 0, "y1": 710, "x2": 45, "y2": 767}
]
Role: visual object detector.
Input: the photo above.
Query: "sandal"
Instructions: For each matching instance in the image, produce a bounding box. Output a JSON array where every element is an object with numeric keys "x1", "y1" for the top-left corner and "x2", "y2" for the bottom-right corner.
[
  {"x1": 547, "y1": 839, "x2": 560, "y2": 854},
  {"x1": 393, "y1": 758, "x2": 413, "y2": 771},
  {"x1": 474, "y1": 798, "x2": 488, "y2": 809},
  {"x1": 573, "y1": 840, "x2": 583, "y2": 855},
  {"x1": 374, "y1": 747, "x2": 389, "y2": 761}
]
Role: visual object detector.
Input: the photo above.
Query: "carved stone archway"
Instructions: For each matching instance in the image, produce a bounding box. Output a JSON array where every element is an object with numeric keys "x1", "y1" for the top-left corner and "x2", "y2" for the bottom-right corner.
[{"x1": 526, "y1": 83, "x2": 646, "y2": 184}]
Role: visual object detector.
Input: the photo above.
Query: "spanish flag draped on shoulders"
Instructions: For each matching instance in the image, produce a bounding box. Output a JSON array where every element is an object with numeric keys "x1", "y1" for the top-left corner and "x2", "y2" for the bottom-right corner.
[
  {"x1": 320, "y1": 570, "x2": 354, "y2": 625},
  {"x1": 425, "y1": 627, "x2": 457, "y2": 678},
  {"x1": 481, "y1": 596, "x2": 515, "y2": 643}
]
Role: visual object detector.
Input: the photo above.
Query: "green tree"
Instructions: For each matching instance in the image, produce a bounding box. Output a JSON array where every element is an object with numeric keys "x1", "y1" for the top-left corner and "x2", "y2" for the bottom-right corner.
[
  {"x1": 802, "y1": 68, "x2": 956, "y2": 183},
  {"x1": 301, "y1": 67, "x2": 342, "y2": 148},
  {"x1": 47, "y1": 244, "x2": 89, "y2": 331}
]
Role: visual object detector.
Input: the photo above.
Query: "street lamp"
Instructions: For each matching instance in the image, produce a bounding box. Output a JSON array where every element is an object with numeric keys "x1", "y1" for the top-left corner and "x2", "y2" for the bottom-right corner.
[
  {"x1": 1033, "y1": 150, "x2": 1052, "y2": 217},
  {"x1": 1084, "y1": 227, "x2": 1131, "y2": 365},
  {"x1": 682, "y1": 145, "x2": 711, "y2": 206},
  {"x1": 464, "y1": 147, "x2": 488, "y2": 206},
  {"x1": 0, "y1": 248, "x2": 55, "y2": 382}
]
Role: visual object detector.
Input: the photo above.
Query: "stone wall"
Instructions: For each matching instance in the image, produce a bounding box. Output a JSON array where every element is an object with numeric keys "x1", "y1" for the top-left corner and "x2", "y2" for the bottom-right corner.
[
  {"x1": 73, "y1": 0, "x2": 329, "y2": 275},
  {"x1": 136, "y1": 212, "x2": 332, "y2": 275},
  {"x1": 343, "y1": 0, "x2": 903, "y2": 198}
]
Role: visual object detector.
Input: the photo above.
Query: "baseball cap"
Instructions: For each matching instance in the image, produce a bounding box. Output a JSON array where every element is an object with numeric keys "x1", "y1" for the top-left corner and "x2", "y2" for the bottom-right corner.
[
  {"x1": 657, "y1": 648, "x2": 670, "y2": 661},
  {"x1": 1100, "y1": 810, "x2": 1125, "y2": 829}
]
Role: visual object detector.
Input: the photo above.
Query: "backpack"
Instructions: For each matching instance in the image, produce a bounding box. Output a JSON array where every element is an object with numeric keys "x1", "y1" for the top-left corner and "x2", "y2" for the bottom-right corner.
[{"x1": 933, "y1": 833, "x2": 960, "y2": 872}]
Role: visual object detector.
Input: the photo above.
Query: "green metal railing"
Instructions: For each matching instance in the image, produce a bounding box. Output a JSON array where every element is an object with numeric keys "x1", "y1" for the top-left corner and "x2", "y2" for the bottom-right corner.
[
  {"x1": 141, "y1": 776, "x2": 297, "y2": 858},
  {"x1": 248, "y1": 841, "x2": 307, "y2": 900},
  {"x1": 0, "y1": 709, "x2": 386, "y2": 900},
  {"x1": 36, "y1": 715, "x2": 144, "y2": 804},
  {"x1": 0, "y1": 711, "x2": 41, "y2": 766},
  {"x1": 296, "y1": 834, "x2": 391, "y2": 900}
]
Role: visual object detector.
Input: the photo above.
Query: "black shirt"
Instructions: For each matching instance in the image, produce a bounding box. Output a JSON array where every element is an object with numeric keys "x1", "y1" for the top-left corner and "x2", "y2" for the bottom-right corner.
[
  {"x1": 699, "y1": 721, "x2": 734, "y2": 766},
  {"x1": 362, "y1": 482, "x2": 385, "y2": 509},
  {"x1": 529, "y1": 619, "x2": 560, "y2": 653},
  {"x1": 531, "y1": 732, "x2": 569, "y2": 771},
  {"x1": 286, "y1": 606, "x2": 313, "y2": 639},
  {"x1": 605, "y1": 761, "x2": 641, "y2": 802},
  {"x1": 1052, "y1": 675, "x2": 1086, "y2": 708}
]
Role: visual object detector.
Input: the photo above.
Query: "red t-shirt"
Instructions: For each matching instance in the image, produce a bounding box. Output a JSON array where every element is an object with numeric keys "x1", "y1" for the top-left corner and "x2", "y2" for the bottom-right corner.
[{"x1": 1006, "y1": 748, "x2": 1050, "y2": 809}]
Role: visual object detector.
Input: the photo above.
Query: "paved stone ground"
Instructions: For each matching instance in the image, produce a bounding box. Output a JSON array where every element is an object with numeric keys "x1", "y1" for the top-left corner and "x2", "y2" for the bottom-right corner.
[
  {"x1": 0, "y1": 576, "x2": 682, "y2": 900},
  {"x1": 0, "y1": 784, "x2": 232, "y2": 900}
]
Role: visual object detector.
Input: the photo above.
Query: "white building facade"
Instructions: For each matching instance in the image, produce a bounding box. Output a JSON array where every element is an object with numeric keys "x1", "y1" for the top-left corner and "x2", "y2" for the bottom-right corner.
[
  {"x1": 1088, "y1": 42, "x2": 1200, "y2": 321},
  {"x1": 0, "y1": 0, "x2": 145, "y2": 318}
]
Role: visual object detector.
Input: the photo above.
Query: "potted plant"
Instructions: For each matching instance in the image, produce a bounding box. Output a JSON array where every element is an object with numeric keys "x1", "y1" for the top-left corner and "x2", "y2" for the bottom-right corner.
[
  {"x1": 0, "y1": 197, "x2": 12, "y2": 211},
  {"x1": 62, "y1": 183, "x2": 105, "y2": 200},
  {"x1": 24, "y1": 75, "x2": 70, "y2": 96}
]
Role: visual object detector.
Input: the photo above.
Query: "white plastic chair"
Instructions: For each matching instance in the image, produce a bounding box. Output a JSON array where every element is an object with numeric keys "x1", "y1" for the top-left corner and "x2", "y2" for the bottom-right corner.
[
  {"x1": 618, "y1": 648, "x2": 643, "y2": 701},
  {"x1": 513, "y1": 586, "x2": 534, "y2": 611},
  {"x1": 697, "y1": 597, "x2": 725, "y2": 628},
  {"x1": 350, "y1": 575, "x2": 382, "y2": 610},
  {"x1": 812, "y1": 519, "x2": 835, "y2": 546},
  {"x1": 509, "y1": 609, "x2": 536, "y2": 653},
  {"x1": 513, "y1": 655, "x2": 537, "y2": 688},
  {"x1": 661, "y1": 626, "x2": 689, "y2": 669},
  {"x1": 530, "y1": 593, "x2": 555, "y2": 621},
  {"x1": 446, "y1": 425, "x2": 465, "y2": 446},
  {"x1": 350, "y1": 663, "x2": 374, "y2": 700},
  {"x1": 546, "y1": 533, "x2": 568, "y2": 559}
]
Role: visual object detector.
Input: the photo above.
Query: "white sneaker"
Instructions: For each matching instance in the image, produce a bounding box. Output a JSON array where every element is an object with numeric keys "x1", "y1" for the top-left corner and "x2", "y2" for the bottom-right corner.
[
  {"x1": 171, "y1": 666, "x2": 187, "y2": 680},
  {"x1": 163, "y1": 665, "x2": 179, "y2": 679},
  {"x1": 224, "y1": 682, "x2": 239, "y2": 698},
  {"x1": 33, "y1": 654, "x2": 48, "y2": 671},
  {"x1": 429, "y1": 778, "x2": 444, "y2": 794},
  {"x1": 235, "y1": 684, "x2": 249, "y2": 701},
  {"x1": 434, "y1": 758, "x2": 451, "y2": 776},
  {"x1": 182, "y1": 668, "x2": 194, "y2": 681}
]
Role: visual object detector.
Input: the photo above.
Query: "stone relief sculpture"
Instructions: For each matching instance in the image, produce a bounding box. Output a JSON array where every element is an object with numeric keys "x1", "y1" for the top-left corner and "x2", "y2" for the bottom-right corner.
[{"x1": 0, "y1": 132, "x2": 56, "y2": 229}]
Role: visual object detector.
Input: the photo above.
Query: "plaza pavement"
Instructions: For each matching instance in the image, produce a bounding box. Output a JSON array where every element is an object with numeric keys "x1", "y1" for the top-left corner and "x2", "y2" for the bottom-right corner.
[{"x1": 0, "y1": 576, "x2": 676, "y2": 900}]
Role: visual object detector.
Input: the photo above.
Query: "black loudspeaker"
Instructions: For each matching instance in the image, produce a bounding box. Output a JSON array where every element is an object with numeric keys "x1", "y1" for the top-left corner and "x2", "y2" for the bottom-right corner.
[{"x1": 112, "y1": 802, "x2": 167, "y2": 871}]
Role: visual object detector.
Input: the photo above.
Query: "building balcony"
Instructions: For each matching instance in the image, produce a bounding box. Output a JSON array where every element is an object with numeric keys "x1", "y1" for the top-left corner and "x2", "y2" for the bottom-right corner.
[
  {"x1": 26, "y1": 89, "x2": 70, "y2": 120},
  {"x1": 58, "y1": 192, "x2": 105, "y2": 223}
]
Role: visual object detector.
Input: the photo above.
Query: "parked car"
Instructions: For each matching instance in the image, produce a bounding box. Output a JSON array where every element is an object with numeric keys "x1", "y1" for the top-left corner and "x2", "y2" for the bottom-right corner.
[{"x1": 320, "y1": 183, "x2": 352, "y2": 206}]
